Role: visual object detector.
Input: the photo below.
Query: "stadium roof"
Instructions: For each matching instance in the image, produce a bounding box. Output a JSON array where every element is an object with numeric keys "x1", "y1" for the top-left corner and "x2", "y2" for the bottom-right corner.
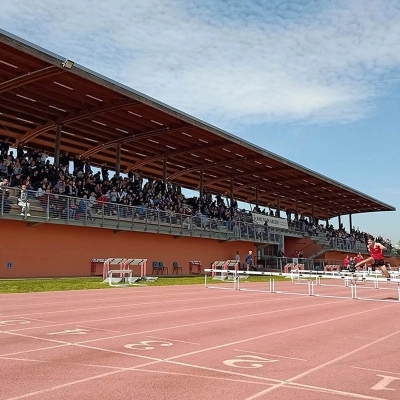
[{"x1": 0, "y1": 29, "x2": 395, "y2": 220}]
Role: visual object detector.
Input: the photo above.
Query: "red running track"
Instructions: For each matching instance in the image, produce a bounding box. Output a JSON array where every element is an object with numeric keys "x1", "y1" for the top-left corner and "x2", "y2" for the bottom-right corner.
[{"x1": 0, "y1": 280, "x2": 399, "y2": 400}]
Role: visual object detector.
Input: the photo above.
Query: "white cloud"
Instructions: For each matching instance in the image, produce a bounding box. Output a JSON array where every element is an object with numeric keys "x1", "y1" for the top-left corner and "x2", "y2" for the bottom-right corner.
[{"x1": 1, "y1": 0, "x2": 400, "y2": 125}]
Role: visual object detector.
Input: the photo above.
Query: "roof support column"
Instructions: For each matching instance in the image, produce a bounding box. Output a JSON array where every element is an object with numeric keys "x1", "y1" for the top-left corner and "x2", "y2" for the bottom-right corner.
[
  {"x1": 338, "y1": 215, "x2": 342, "y2": 229},
  {"x1": 54, "y1": 125, "x2": 62, "y2": 168},
  {"x1": 312, "y1": 203, "x2": 315, "y2": 223},
  {"x1": 349, "y1": 214, "x2": 353, "y2": 231},
  {"x1": 115, "y1": 143, "x2": 121, "y2": 178},
  {"x1": 277, "y1": 193, "x2": 280, "y2": 217},
  {"x1": 163, "y1": 158, "x2": 167, "y2": 183},
  {"x1": 255, "y1": 185, "x2": 259, "y2": 209},
  {"x1": 199, "y1": 169, "x2": 204, "y2": 198},
  {"x1": 295, "y1": 199, "x2": 298, "y2": 220},
  {"x1": 230, "y1": 178, "x2": 234, "y2": 219}
]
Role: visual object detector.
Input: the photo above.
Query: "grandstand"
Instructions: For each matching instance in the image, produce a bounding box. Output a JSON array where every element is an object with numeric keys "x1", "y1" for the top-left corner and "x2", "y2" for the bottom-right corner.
[{"x1": 0, "y1": 28, "x2": 398, "y2": 278}]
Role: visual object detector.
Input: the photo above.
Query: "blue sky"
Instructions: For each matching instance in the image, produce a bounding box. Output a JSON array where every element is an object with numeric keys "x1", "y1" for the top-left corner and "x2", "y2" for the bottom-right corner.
[{"x1": 1, "y1": 0, "x2": 399, "y2": 244}]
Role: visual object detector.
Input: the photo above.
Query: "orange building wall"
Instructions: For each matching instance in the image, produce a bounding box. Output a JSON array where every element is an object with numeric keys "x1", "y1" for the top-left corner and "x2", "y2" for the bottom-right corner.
[
  {"x1": 0, "y1": 220, "x2": 255, "y2": 278},
  {"x1": 284, "y1": 236, "x2": 320, "y2": 258}
]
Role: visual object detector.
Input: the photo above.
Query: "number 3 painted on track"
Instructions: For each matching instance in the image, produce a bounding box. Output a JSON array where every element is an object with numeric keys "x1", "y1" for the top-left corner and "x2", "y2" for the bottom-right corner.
[
  {"x1": 124, "y1": 340, "x2": 173, "y2": 351},
  {"x1": 223, "y1": 355, "x2": 278, "y2": 368}
]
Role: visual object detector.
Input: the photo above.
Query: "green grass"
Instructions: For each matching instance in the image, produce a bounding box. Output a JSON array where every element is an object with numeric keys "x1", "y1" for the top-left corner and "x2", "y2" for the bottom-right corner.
[{"x1": 0, "y1": 275, "x2": 289, "y2": 294}]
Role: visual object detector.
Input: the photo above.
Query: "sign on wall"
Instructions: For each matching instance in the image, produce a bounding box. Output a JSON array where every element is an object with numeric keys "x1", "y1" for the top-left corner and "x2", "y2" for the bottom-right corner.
[{"x1": 251, "y1": 213, "x2": 289, "y2": 230}]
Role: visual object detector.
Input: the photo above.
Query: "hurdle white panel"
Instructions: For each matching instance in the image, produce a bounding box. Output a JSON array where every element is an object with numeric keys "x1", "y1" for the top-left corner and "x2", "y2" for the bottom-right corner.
[
  {"x1": 108, "y1": 269, "x2": 132, "y2": 287},
  {"x1": 211, "y1": 261, "x2": 229, "y2": 280},
  {"x1": 103, "y1": 258, "x2": 128, "y2": 281}
]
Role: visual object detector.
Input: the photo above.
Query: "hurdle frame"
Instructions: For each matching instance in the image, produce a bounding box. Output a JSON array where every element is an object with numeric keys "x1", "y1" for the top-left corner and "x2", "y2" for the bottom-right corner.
[
  {"x1": 211, "y1": 260, "x2": 240, "y2": 280},
  {"x1": 103, "y1": 258, "x2": 150, "y2": 286},
  {"x1": 204, "y1": 269, "x2": 400, "y2": 303}
]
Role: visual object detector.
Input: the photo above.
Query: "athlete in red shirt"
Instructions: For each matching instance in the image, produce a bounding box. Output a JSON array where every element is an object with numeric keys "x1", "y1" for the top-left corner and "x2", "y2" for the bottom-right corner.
[{"x1": 354, "y1": 236, "x2": 390, "y2": 279}]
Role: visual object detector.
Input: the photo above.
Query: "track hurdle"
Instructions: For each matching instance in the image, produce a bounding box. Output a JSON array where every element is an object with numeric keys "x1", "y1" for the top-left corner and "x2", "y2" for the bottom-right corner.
[
  {"x1": 103, "y1": 258, "x2": 150, "y2": 286},
  {"x1": 103, "y1": 258, "x2": 128, "y2": 281},
  {"x1": 204, "y1": 269, "x2": 400, "y2": 302},
  {"x1": 205, "y1": 269, "x2": 278, "y2": 293},
  {"x1": 123, "y1": 258, "x2": 148, "y2": 279},
  {"x1": 211, "y1": 260, "x2": 239, "y2": 280}
]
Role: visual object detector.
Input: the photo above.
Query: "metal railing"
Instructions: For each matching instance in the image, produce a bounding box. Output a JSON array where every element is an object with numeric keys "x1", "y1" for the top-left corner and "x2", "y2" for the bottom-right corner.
[
  {"x1": 0, "y1": 186, "x2": 396, "y2": 255},
  {"x1": 0, "y1": 187, "x2": 282, "y2": 243}
]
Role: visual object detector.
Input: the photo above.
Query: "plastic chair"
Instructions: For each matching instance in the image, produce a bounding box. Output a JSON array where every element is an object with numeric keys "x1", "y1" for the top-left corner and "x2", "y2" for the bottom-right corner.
[
  {"x1": 152, "y1": 261, "x2": 160, "y2": 274},
  {"x1": 158, "y1": 261, "x2": 168, "y2": 275},
  {"x1": 172, "y1": 261, "x2": 182, "y2": 274}
]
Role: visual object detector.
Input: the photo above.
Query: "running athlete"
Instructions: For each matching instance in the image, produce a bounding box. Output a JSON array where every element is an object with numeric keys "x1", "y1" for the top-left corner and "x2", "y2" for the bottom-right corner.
[{"x1": 354, "y1": 236, "x2": 390, "y2": 279}]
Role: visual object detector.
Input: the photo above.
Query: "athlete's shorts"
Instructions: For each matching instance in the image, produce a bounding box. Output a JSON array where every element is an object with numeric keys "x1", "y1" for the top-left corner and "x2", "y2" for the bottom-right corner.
[{"x1": 373, "y1": 259, "x2": 385, "y2": 267}]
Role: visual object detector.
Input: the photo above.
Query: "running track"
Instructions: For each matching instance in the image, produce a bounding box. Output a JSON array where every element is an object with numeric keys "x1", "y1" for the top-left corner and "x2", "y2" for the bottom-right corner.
[{"x1": 0, "y1": 280, "x2": 399, "y2": 400}]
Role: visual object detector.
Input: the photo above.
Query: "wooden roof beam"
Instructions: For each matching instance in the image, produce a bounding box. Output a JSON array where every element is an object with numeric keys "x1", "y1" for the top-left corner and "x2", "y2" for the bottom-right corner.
[
  {"x1": 124, "y1": 140, "x2": 233, "y2": 172},
  {"x1": 0, "y1": 66, "x2": 64, "y2": 94},
  {"x1": 18, "y1": 99, "x2": 139, "y2": 145},
  {"x1": 82, "y1": 125, "x2": 195, "y2": 159}
]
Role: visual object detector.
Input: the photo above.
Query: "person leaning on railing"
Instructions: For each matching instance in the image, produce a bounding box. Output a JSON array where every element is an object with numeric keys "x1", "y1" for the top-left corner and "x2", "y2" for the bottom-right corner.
[{"x1": 17, "y1": 185, "x2": 31, "y2": 216}]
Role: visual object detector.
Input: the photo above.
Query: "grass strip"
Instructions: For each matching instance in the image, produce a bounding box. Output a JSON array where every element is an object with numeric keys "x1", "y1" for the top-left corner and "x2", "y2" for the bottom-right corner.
[{"x1": 0, "y1": 275, "x2": 289, "y2": 293}]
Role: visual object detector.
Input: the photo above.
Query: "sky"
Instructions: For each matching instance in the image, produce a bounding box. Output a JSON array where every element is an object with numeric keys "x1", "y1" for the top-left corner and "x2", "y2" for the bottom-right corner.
[{"x1": 1, "y1": 0, "x2": 400, "y2": 244}]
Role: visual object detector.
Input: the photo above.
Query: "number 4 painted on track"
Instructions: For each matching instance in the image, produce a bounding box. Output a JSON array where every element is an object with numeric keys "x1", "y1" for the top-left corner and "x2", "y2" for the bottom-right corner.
[
  {"x1": 223, "y1": 355, "x2": 278, "y2": 368},
  {"x1": 48, "y1": 328, "x2": 89, "y2": 335}
]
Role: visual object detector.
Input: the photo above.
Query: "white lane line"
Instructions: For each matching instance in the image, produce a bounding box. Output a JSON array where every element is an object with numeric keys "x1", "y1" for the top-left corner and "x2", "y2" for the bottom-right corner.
[
  {"x1": 3, "y1": 304, "x2": 393, "y2": 400},
  {"x1": 77, "y1": 299, "x2": 351, "y2": 345},
  {"x1": 3, "y1": 296, "x2": 310, "y2": 333},
  {"x1": 1, "y1": 292, "x2": 263, "y2": 318},
  {"x1": 243, "y1": 329, "x2": 400, "y2": 400},
  {"x1": 351, "y1": 365, "x2": 400, "y2": 376},
  {"x1": 3, "y1": 296, "x2": 284, "y2": 329},
  {"x1": 0, "y1": 300, "x2": 341, "y2": 357},
  {"x1": 0, "y1": 344, "x2": 71, "y2": 358}
]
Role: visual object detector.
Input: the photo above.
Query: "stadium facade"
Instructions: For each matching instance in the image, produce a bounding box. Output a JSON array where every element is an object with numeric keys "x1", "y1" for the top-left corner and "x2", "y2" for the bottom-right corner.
[{"x1": 0, "y1": 29, "x2": 397, "y2": 278}]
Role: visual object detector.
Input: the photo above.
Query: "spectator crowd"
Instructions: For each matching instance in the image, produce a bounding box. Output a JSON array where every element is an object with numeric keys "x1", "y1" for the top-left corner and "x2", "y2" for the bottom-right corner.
[{"x1": 0, "y1": 136, "x2": 394, "y2": 253}]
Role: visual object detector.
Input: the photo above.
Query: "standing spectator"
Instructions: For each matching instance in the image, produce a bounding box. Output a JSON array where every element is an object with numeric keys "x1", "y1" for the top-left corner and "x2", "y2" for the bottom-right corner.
[
  {"x1": 101, "y1": 164, "x2": 109, "y2": 181},
  {"x1": 0, "y1": 160, "x2": 8, "y2": 178},
  {"x1": 79, "y1": 195, "x2": 94, "y2": 221},
  {"x1": 18, "y1": 185, "x2": 30, "y2": 216},
  {"x1": 235, "y1": 251, "x2": 241, "y2": 269},
  {"x1": 245, "y1": 250, "x2": 254, "y2": 271},
  {"x1": 0, "y1": 138, "x2": 10, "y2": 159}
]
